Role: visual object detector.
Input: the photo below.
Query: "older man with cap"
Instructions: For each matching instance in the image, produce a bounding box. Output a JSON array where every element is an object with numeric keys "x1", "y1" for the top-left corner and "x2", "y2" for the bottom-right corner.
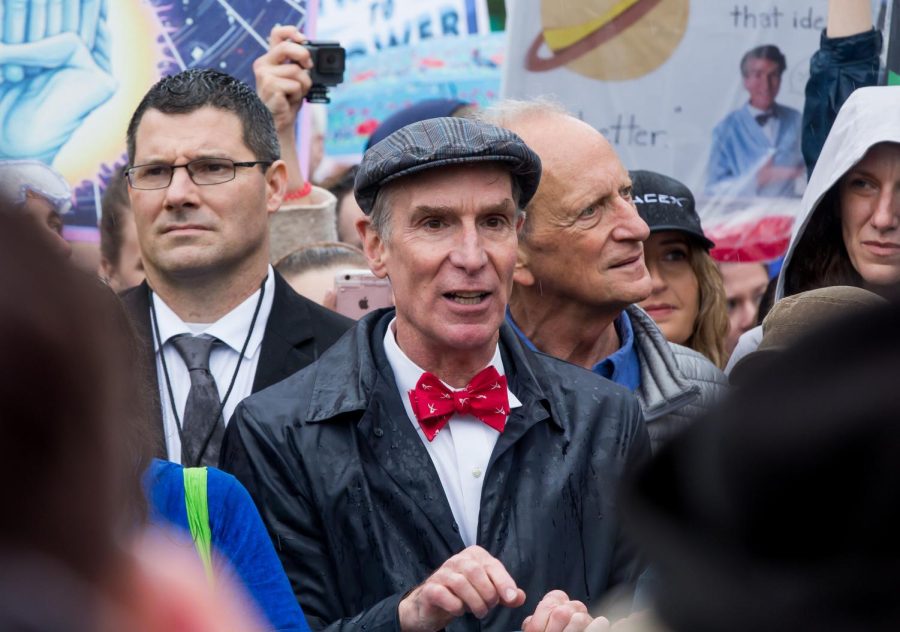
[{"x1": 221, "y1": 117, "x2": 650, "y2": 632}]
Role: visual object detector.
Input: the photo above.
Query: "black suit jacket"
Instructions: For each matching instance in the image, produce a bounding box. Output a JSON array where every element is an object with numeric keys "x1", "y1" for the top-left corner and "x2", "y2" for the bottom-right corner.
[
  {"x1": 221, "y1": 309, "x2": 650, "y2": 631},
  {"x1": 121, "y1": 272, "x2": 354, "y2": 459}
]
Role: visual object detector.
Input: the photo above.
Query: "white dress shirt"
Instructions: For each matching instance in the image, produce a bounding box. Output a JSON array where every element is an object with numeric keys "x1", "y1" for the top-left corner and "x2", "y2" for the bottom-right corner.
[
  {"x1": 383, "y1": 319, "x2": 522, "y2": 547},
  {"x1": 151, "y1": 267, "x2": 276, "y2": 463}
]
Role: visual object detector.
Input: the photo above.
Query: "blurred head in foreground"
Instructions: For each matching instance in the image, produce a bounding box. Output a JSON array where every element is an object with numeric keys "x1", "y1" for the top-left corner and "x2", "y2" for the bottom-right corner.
[
  {"x1": 624, "y1": 297, "x2": 900, "y2": 632},
  {"x1": 0, "y1": 208, "x2": 150, "y2": 625},
  {"x1": 0, "y1": 204, "x2": 265, "y2": 631}
]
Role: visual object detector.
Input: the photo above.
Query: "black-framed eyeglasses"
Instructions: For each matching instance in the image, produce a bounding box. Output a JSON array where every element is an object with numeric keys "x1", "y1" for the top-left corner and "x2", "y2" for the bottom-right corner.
[{"x1": 124, "y1": 158, "x2": 272, "y2": 190}]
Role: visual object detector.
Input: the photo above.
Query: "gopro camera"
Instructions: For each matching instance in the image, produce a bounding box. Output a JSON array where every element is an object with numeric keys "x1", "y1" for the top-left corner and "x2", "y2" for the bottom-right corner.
[{"x1": 303, "y1": 41, "x2": 345, "y2": 104}]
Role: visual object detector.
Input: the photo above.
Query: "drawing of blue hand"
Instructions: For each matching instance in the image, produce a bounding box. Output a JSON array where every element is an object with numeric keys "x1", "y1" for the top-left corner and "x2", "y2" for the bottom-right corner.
[{"x1": 0, "y1": 0, "x2": 116, "y2": 162}]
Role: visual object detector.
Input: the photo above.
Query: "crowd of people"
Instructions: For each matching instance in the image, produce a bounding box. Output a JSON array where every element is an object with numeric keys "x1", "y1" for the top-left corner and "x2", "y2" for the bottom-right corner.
[{"x1": 2, "y1": 0, "x2": 900, "y2": 630}]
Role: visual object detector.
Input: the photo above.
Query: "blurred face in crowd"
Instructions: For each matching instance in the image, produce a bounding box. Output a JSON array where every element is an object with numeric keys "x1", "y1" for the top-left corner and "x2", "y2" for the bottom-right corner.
[
  {"x1": 839, "y1": 142, "x2": 900, "y2": 288},
  {"x1": 284, "y1": 265, "x2": 341, "y2": 308},
  {"x1": 23, "y1": 191, "x2": 71, "y2": 259},
  {"x1": 743, "y1": 57, "x2": 781, "y2": 111},
  {"x1": 128, "y1": 106, "x2": 285, "y2": 285},
  {"x1": 363, "y1": 164, "x2": 520, "y2": 363},
  {"x1": 510, "y1": 113, "x2": 651, "y2": 315},
  {"x1": 337, "y1": 192, "x2": 365, "y2": 249},
  {"x1": 719, "y1": 261, "x2": 768, "y2": 354},
  {"x1": 101, "y1": 210, "x2": 145, "y2": 292},
  {"x1": 639, "y1": 231, "x2": 700, "y2": 345}
]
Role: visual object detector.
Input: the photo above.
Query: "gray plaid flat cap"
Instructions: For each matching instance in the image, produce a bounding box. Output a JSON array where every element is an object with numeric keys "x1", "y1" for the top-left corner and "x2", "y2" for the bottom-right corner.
[{"x1": 354, "y1": 117, "x2": 542, "y2": 215}]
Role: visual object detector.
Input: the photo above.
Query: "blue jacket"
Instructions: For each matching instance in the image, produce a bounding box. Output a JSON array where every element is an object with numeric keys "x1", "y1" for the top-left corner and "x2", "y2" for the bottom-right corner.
[{"x1": 145, "y1": 459, "x2": 311, "y2": 632}]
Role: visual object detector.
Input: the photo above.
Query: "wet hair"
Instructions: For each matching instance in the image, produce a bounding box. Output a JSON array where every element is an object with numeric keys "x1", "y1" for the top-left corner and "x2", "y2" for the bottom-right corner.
[
  {"x1": 0, "y1": 210, "x2": 151, "y2": 584},
  {"x1": 275, "y1": 241, "x2": 367, "y2": 277},
  {"x1": 784, "y1": 187, "x2": 863, "y2": 296},
  {"x1": 685, "y1": 245, "x2": 730, "y2": 369},
  {"x1": 125, "y1": 68, "x2": 279, "y2": 165},
  {"x1": 99, "y1": 168, "x2": 131, "y2": 266},
  {"x1": 740, "y1": 44, "x2": 787, "y2": 77}
]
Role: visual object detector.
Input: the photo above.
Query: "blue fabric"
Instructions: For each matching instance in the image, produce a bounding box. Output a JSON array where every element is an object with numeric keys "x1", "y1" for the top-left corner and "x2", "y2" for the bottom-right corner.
[
  {"x1": 706, "y1": 103, "x2": 804, "y2": 198},
  {"x1": 145, "y1": 459, "x2": 310, "y2": 632},
  {"x1": 506, "y1": 309, "x2": 642, "y2": 391}
]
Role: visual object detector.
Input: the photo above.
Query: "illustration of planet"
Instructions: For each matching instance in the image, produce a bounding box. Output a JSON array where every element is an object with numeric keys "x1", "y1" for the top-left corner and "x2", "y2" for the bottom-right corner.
[{"x1": 526, "y1": 0, "x2": 689, "y2": 81}]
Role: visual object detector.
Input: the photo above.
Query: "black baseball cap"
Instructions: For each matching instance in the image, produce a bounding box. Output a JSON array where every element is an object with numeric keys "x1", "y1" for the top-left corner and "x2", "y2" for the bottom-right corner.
[{"x1": 630, "y1": 170, "x2": 714, "y2": 250}]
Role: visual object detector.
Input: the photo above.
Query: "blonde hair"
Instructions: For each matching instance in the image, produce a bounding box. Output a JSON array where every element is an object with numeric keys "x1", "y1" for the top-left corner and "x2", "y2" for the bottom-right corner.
[{"x1": 685, "y1": 247, "x2": 730, "y2": 369}]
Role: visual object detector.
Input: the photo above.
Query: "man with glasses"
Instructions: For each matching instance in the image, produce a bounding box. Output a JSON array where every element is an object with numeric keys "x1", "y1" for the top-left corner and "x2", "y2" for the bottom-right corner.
[{"x1": 121, "y1": 68, "x2": 352, "y2": 466}]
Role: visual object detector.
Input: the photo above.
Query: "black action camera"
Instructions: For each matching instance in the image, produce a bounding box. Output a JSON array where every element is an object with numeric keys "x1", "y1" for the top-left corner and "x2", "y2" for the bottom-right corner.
[{"x1": 303, "y1": 41, "x2": 346, "y2": 104}]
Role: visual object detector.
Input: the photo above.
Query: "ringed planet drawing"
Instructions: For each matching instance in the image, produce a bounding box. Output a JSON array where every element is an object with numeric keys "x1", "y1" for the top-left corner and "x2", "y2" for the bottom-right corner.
[{"x1": 526, "y1": 0, "x2": 690, "y2": 80}]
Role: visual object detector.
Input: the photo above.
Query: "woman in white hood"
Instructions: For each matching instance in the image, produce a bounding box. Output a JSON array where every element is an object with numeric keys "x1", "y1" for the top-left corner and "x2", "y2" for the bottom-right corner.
[{"x1": 727, "y1": 86, "x2": 900, "y2": 372}]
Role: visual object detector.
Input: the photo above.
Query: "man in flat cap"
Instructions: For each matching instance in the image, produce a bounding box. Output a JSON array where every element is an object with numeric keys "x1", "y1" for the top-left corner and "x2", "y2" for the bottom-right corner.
[{"x1": 222, "y1": 117, "x2": 650, "y2": 632}]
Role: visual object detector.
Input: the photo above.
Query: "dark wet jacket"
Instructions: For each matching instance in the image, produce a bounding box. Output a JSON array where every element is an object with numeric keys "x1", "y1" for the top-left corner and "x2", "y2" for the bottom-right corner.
[
  {"x1": 221, "y1": 309, "x2": 650, "y2": 631},
  {"x1": 802, "y1": 28, "x2": 882, "y2": 176}
]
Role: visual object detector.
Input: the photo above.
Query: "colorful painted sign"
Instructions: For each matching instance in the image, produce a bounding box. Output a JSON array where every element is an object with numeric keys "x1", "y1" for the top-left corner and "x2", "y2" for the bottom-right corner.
[{"x1": 0, "y1": 0, "x2": 312, "y2": 234}]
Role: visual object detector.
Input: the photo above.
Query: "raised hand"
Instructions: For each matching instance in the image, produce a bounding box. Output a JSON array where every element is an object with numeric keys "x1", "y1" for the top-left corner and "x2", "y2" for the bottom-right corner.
[
  {"x1": 254, "y1": 24, "x2": 314, "y2": 191},
  {"x1": 0, "y1": 0, "x2": 116, "y2": 162}
]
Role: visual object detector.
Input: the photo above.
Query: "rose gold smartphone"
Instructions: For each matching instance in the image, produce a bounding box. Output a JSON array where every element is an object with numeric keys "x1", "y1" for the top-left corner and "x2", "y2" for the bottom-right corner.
[{"x1": 334, "y1": 269, "x2": 393, "y2": 320}]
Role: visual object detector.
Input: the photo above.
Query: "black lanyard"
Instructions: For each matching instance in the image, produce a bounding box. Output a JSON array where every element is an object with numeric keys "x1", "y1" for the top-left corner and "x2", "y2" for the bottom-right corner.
[{"x1": 149, "y1": 275, "x2": 267, "y2": 456}]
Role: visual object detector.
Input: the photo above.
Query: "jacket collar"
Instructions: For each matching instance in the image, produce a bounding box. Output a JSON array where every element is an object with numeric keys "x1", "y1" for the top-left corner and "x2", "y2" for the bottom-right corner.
[
  {"x1": 305, "y1": 308, "x2": 560, "y2": 431},
  {"x1": 304, "y1": 309, "x2": 560, "y2": 554},
  {"x1": 627, "y1": 304, "x2": 699, "y2": 421},
  {"x1": 252, "y1": 271, "x2": 318, "y2": 392}
]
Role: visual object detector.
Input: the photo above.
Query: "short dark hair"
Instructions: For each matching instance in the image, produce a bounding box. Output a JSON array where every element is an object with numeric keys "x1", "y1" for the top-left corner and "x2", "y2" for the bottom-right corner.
[
  {"x1": 99, "y1": 168, "x2": 131, "y2": 265},
  {"x1": 125, "y1": 68, "x2": 280, "y2": 165},
  {"x1": 740, "y1": 44, "x2": 786, "y2": 77}
]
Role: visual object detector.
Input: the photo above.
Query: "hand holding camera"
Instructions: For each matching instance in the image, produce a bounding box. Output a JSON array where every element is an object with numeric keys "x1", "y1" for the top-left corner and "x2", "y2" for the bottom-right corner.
[
  {"x1": 254, "y1": 25, "x2": 346, "y2": 191},
  {"x1": 253, "y1": 25, "x2": 316, "y2": 136}
]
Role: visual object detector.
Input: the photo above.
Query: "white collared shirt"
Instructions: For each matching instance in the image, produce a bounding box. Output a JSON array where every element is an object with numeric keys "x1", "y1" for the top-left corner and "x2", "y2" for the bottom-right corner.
[
  {"x1": 151, "y1": 266, "x2": 276, "y2": 463},
  {"x1": 383, "y1": 319, "x2": 522, "y2": 547}
]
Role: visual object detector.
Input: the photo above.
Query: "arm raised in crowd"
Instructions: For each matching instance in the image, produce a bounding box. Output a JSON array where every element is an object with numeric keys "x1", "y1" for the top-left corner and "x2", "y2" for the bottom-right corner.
[
  {"x1": 254, "y1": 24, "x2": 314, "y2": 193},
  {"x1": 802, "y1": 0, "x2": 881, "y2": 174}
]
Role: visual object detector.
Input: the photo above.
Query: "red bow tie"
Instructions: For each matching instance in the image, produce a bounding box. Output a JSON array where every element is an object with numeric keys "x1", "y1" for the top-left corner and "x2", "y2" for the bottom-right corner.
[{"x1": 408, "y1": 366, "x2": 510, "y2": 441}]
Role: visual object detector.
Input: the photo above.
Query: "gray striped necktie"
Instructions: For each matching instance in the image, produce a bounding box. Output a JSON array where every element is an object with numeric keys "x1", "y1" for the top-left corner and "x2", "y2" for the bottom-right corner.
[{"x1": 170, "y1": 334, "x2": 225, "y2": 467}]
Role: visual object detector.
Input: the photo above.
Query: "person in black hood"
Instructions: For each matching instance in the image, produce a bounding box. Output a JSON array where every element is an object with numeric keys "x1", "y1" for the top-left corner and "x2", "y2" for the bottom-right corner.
[{"x1": 623, "y1": 297, "x2": 900, "y2": 632}]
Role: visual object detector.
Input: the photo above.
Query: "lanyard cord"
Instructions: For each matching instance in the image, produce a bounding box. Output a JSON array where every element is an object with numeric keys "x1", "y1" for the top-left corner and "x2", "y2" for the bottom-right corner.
[{"x1": 149, "y1": 275, "x2": 267, "y2": 461}]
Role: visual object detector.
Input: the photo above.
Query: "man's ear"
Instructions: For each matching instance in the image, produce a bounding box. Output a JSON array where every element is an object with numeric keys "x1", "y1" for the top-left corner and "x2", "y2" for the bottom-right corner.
[
  {"x1": 359, "y1": 217, "x2": 388, "y2": 278},
  {"x1": 264, "y1": 160, "x2": 289, "y2": 215},
  {"x1": 513, "y1": 239, "x2": 535, "y2": 287}
]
